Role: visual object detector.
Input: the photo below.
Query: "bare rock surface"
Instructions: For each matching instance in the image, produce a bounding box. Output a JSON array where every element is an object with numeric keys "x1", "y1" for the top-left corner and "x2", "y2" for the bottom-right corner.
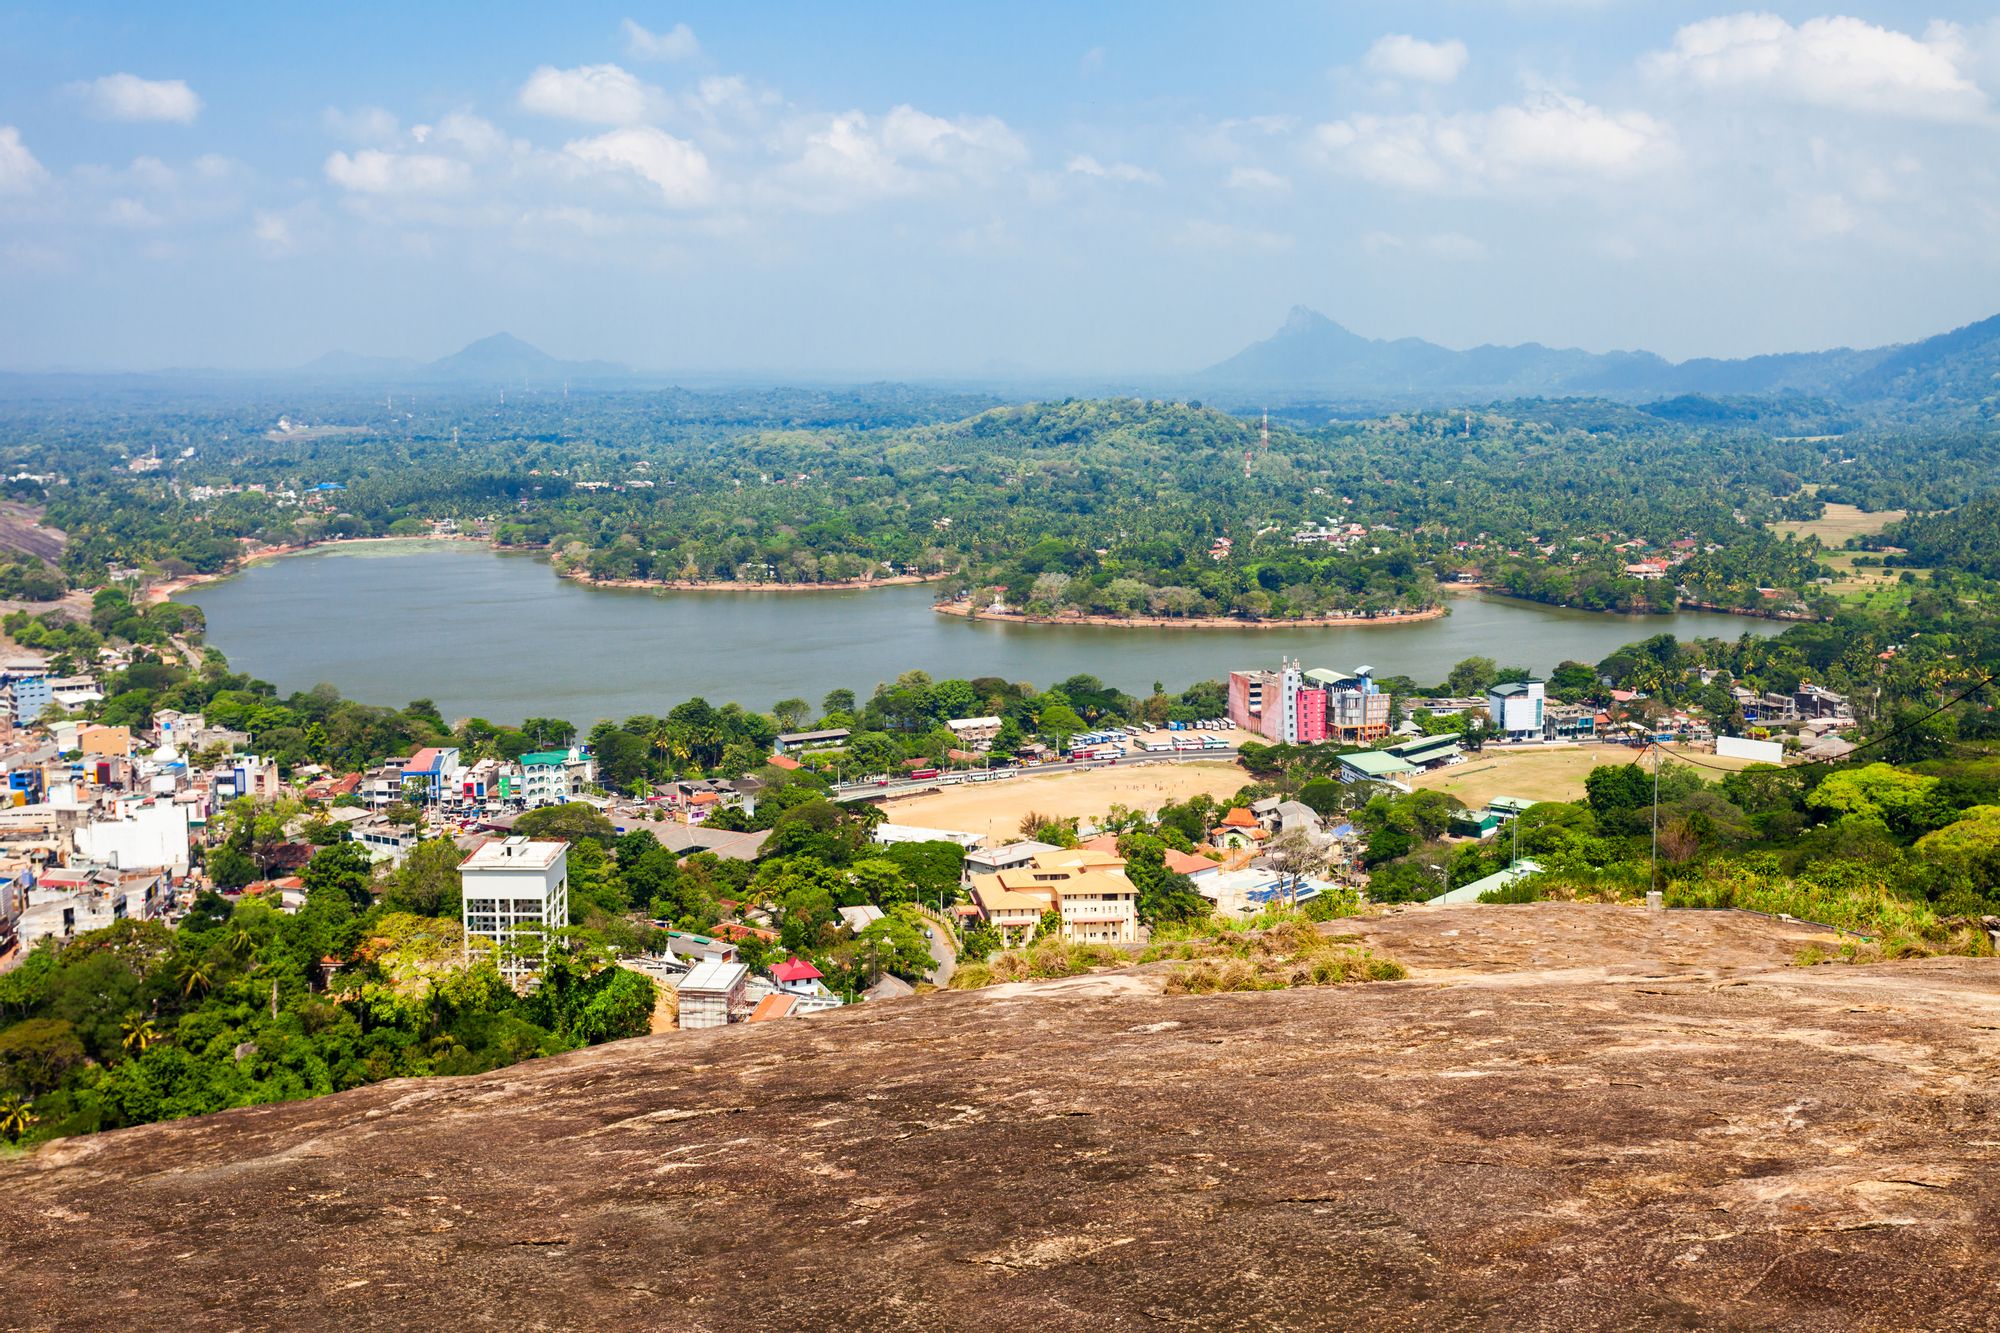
[{"x1": 6, "y1": 904, "x2": 2000, "y2": 1331}]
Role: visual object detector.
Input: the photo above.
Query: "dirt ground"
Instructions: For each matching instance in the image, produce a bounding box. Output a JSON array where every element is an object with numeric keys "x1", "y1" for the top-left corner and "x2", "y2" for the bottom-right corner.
[
  {"x1": 8, "y1": 903, "x2": 2000, "y2": 1331},
  {"x1": 1410, "y1": 743, "x2": 1768, "y2": 807},
  {"x1": 1772, "y1": 502, "x2": 1907, "y2": 546},
  {"x1": 882, "y1": 759, "x2": 1249, "y2": 840}
]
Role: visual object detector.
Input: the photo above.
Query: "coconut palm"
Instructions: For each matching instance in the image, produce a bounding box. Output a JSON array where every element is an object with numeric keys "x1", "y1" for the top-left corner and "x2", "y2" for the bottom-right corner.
[
  {"x1": 0, "y1": 1095, "x2": 35, "y2": 1143},
  {"x1": 120, "y1": 1014, "x2": 160, "y2": 1055},
  {"x1": 179, "y1": 958, "x2": 215, "y2": 997}
]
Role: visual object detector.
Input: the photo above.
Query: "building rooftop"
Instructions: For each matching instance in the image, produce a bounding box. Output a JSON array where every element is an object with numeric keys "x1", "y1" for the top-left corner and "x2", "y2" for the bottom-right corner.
[
  {"x1": 679, "y1": 959, "x2": 749, "y2": 993},
  {"x1": 459, "y1": 837, "x2": 566, "y2": 871},
  {"x1": 1341, "y1": 750, "x2": 1419, "y2": 778},
  {"x1": 773, "y1": 957, "x2": 824, "y2": 983}
]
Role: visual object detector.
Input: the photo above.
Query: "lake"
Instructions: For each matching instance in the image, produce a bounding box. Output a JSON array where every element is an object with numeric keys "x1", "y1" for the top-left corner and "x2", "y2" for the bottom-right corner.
[{"x1": 180, "y1": 541, "x2": 1789, "y2": 727}]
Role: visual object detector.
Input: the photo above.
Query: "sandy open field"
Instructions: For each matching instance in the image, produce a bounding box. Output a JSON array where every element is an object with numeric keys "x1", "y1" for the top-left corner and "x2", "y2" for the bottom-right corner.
[
  {"x1": 1410, "y1": 742, "x2": 1769, "y2": 807},
  {"x1": 881, "y1": 759, "x2": 1249, "y2": 841},
  {"x1": 1772, "y1": 501, "x2": 1907, "y2": 546}
]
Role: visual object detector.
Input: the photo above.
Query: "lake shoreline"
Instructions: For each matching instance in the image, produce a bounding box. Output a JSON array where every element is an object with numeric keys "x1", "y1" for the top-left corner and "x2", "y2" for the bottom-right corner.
[
  {"x1": 933, "y1": 601, "x2": 1449, "y2": 631},
  {"x1": 569, "y1": 569, "x2": 951, "y2": 594}
]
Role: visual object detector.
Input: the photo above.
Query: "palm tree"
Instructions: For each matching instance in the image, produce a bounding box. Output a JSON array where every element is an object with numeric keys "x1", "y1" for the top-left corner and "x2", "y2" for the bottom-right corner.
[
  {"x1": 0, "y1": 1095, "x2": 35, "y2": 1143},
  {"x1": 120, "y1": 1014, "x2": 160, "y2": 1056},
  {"x1": 226, "y1": 926, "x2": 256, "y2": 961},
  {"x1": 179, "y1": 959, "x2": 215, "y2": 998}
]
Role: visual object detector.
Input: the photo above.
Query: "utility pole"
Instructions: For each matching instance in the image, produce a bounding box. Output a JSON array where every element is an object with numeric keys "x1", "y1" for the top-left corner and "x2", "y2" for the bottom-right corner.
[{"x1": 1650, "y1": 742, "x2": 1661, "y2": 897}]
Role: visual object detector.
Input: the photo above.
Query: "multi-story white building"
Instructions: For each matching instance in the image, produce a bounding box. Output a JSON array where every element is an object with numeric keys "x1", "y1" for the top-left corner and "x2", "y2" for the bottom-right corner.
[
  {"x1": 514, "y1": 748, "x2": 593, "y2": 807},
  {"x1": 966, "y1": 846, "x2": 1139, "y2": 946},
  {"x1": 1486, "y1": 680, "x2": 1547, "y2": 743},
  {"x1": 460, "y1": 837, "x2": 570, "y2": 983}
]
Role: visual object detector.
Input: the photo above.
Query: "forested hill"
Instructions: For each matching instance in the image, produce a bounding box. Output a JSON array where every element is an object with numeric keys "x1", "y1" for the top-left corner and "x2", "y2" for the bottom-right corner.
[{"x1": 1202, "y1": 306, "x2": 2000, "y2": 421}]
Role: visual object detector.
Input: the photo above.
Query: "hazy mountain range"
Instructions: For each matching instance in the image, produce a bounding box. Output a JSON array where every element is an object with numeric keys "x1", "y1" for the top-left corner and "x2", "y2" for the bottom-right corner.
[
  {"x1": 1199, "y1": 305, "x2": 2000, "y2": 412},
  {"x1": 299, "y1": 332, "x2": 627, "y2": 385}
]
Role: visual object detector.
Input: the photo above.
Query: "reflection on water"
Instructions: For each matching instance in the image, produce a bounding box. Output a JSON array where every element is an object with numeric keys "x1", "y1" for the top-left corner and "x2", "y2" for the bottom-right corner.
[{"x1": 182, "y1": 541, "x2": 1788, "y2": 726}]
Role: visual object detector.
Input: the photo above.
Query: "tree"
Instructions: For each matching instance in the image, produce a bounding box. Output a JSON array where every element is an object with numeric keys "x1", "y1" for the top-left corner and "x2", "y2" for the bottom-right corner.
[
  {"x1": 0, "y1": 1018, "x2": 85, "y2": 1094},
  {"x1": 1446, "y1": 656, "x2": 1499, "y2": 696},
  {"x1": 852, "y1": 910, "x2": 934, "y2": 983},
  {"x1": 301, "y1": 840, "x2": 376, "y2": 913},
  {"x1": 120, "y1": 1013, "x2": 160, "y2": 1056},
  {"x1": 382, "y1": 837, "x2": 466, "y2": 917},
  {"x1": 0, "y1": 1094, "x2": 35, "y2": 1142},
  {"x1": 1265, "y1": 827, "x2": 1334, "y2": 903},
  {"x1": 1297, "y1": 777, "x2": 1346, "y2": 817},
  {"x1": 513, "y1": 802, "x2": 617, "y2": 844},
  {"x1": 772, "y1": 697, "x2": 812, "y2": 731},
  {"x1": 206, "y1": 842, "x2": 257, "y2": 890}
]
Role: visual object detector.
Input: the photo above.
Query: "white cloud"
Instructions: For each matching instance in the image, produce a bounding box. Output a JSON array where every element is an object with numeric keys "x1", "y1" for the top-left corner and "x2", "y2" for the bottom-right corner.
[
  {"x1": 1364, "y1": 34, "x2": 1469, "y2": 85},
  {"x1": 776, "y1": 105, "x2": 1028, "y2": 207},
  {"x1": 322, "y1": 106, "x2": 400, "y2": 145},
  {"x1": 252, "y1": 210, "x2": 295, "y2": 254},
  {"x1": 622, "y1": 19, "x2": 699, "y2": 61},
  {"x1": 1643, "y1": 14, "x2": 1989, "y2": 121},
  {"x1": 1224, "y1": 165, "x2": 1290, "y2": 193},
  {"x1": 323, "y1": 149, "x2": 471, "y2": 195},
  {"x1": 106, "y1": 197, "x2": 163, "y2": 228},
  {"x1": 1066, "y1": 153, "x2": 1161, "y2": 184},
  {"x1": 0, "y1": 127, "x2": 48, "y2": 195},
  {"x1": 427, "y1": 112, "x2": 511, "y2": 158},
  {"x1": 1316, "y1": 93, "x2": 1675, "y2": 192},
  {"x1": 518, "y1": 63, "x2": 658, "y2": 124},
  {"x1": 73, "y1": 73, "x2": 202, "y2": 124},
  {"x1": 563, "y1": 126, "x2": 714, "y2": 207}
]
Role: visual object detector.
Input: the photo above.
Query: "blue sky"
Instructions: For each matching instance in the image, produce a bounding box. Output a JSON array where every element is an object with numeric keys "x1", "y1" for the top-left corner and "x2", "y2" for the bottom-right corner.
[{"x1": 3, "y1": 2, "x2": 1999, "y2": 373}]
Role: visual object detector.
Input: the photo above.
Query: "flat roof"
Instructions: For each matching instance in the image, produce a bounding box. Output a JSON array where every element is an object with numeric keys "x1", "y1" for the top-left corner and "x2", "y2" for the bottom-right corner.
[
  {"x1": 460, "y1": 837, "x2": 567, "y2": 871},
  {"x1": 776, "y1": 728, "x2": 851, "y2": 743},
  {"x1": 680, "y1": 958, "x2": 748, "y2": 993}
]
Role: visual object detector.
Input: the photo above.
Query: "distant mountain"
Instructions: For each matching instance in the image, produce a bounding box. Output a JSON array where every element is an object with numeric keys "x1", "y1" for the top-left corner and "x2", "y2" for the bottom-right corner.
[
  {"x1": 1200, "y1": 306, "x2": 2000, "y2": 416},
  {"x1": 297, "y1": 333, "x2": 628, "y2": 384}
]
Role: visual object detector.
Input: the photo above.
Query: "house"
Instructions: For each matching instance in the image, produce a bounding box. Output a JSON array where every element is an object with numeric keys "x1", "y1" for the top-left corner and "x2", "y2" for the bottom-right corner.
[
  {"x1": 400, "y1": 747, "x2": 462, "y2": 805},
  {"x1": 517, "y1": 749, "x2": 580, "y2": 807},
  {"x1": 772, "y1": 956, "x2": 835, "y2": 998},
  {"x1": 1211, "y1": 806, "x2": 1265, "y2": 850},
  {"x1": 1249, "y1": 797, "x2": 1321, "y2": 837},
  {"x1": 747, "y1": 992, "x2": 800, "y2": 1022},
  {"x1": 459, "y1": 837, "x2": 570, "y2": 984},
  {"x1": 862, "y1": 973, "x2": 916, "y2": 1002},
  {"x1": 677, "y1": 958, "x2": 751, "y2": 1028},
  {"x1": 1486, "y1": 680, "x2": 1547, "y2": 743},
  {"x1": 966, "y1": 846, "x2": 1139, "y2": 945},
  {"x1": 838, "y1": 904, "x2": 886, "y2": 934},
  {"x1": 944, "y1": 716, "x2": 1003, "y2": 751},
  {"x1": 962, "y1": 839, "x2": 1061, "y2": 882},
  {"x1": 773, "y1": 728, "x2": 851, "y2": 756},
  {"x1": 661, "y1": 930, "x2": 738, "y2": 966},
  {"x1": 349, "y1": 816, "x2": 419, "y2": 865}
]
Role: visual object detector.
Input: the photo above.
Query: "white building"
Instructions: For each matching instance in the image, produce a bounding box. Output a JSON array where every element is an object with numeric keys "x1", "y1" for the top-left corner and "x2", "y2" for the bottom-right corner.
[
  {"x1": 677, "y1": 958, "x2": 750, "y2": 1028},
  {"x1": 1486, "y1": 680, "x2": 1547, "y2": 743},
  {"x1": 943, "y1": 716, "x2": 1003, "y2": 751},
  {"x1": 459, "y1": 837, "x2": 570, "y2": 983},
  {"x1": 74, "y1": 799, "x2": 192, "y2": 876}
]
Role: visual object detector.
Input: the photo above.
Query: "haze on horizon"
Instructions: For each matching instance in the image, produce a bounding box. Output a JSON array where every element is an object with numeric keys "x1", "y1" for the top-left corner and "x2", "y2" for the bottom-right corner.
[{"x1": 4, "y1": 1, "x2": 2000, "y2": 377}]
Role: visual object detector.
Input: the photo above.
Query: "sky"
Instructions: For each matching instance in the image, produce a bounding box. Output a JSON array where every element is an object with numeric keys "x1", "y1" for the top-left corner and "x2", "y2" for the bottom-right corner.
[{"x1": 3, "y1": 2, "x2": 2000, "y2": 375}]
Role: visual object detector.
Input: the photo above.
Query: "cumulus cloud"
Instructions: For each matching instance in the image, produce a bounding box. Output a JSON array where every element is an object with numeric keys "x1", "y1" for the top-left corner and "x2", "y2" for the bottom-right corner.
[
  {"x1": 777, "y1": 105, "x2": 1027, "y2": 206},
  {"x1": 73, "y1": 73, "x2": 202, "y2": 124},
  {"x1": 323, "y1": 149, "x2": 471, "y2": 194},
  {"x1": 1066, "y1": 153, "x2": 1161, "y2": 184},
  {"x1": 0, "y1": 127, "x2": 49, "y2": 194},
  {"x1": 1643, "y1": 14, "x2": 1989, "y2": 121},
  {"x1": 1316, "y1": 93, "x2": 1675, "y2": 192},
  {"x1": 621, "y1": 19, "x2": 699, "y2": 61},
  {"x1": 1364, "y1": 34, "x2": 1470, "y2": 85},
  {"x1": 518, "y1": 63, "x2": 658, "y2": 124},
  {"x1": 1224, "y1": 165, "x2": 1290, "y2": 193},
  {"x1": 563, "y1": 126, "x2": 714, "y2": 206}
]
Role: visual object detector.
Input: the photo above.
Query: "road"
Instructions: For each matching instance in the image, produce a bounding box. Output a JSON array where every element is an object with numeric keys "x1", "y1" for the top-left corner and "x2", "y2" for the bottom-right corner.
[{"x1": 831, "y1": 748, "x2": 1242, "y2": 804}]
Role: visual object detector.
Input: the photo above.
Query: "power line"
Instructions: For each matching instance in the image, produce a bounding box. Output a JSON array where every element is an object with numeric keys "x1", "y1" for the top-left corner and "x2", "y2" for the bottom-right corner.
[{"x1": 1632, "y1": 669, "x2": 1997, "y2": 777}]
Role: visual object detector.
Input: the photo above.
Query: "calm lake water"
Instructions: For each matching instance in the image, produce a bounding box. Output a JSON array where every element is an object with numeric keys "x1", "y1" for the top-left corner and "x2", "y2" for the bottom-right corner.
[{"x1": 180, "y1": 541, "x2": 1788, "y2": 727}]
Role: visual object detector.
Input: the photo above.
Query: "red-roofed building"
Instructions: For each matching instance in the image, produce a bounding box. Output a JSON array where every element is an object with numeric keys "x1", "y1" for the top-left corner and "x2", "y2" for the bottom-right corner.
[
  {"x1": 748, "y1": 993, "x2": 800, "y2": 1022},
  {"x1": 772, "y1": 956, "x2": 833, "y2": 998},
  {"x1": 767, "y1": 754, "x2": 801, "y2": 771}
]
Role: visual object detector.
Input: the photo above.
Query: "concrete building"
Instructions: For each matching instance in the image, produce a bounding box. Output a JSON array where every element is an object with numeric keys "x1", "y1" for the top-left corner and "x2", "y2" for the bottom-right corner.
[
  {"x1": 1231, "y1": 661, "x2": 1389, "y2": 745},
  {"x1": 1, "y1": 663, "x2": 51, "y2": 723},
  {"x1": 516, "y1": 748, "x2": 590, "y2": 807},
  {"x1": 773, "y1": 728, "x2": 851, "y2": 756},
  {"x1": 459, "y1": 837, "x2": 570, "y2": 983},
  {"x1": 943, "y1": 716, "x2": 1003, "y2": 751},
  {"x1": 400, "y1": 747, "x2": 462, "y2": 805},
  {"x1": 1304, "y1": 667, "x2": 1392, "y2": 743},
  {"x1": 1486, "y1": 680, "x2": 1547, "y2": 743},
  {"x1": 966, "y1": 846, "x2": 1139, "y2": 945},
  {"x1": 677, "y1": 958, "x2": 750, "y2": 1028},
  {"x1": 74, "y1": 799, "x2": 192, "y2": 876}
]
